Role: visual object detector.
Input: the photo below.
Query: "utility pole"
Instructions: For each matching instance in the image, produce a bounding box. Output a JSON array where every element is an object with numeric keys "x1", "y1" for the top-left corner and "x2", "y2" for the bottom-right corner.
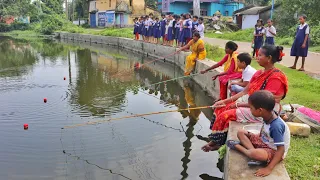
[
  {"x1": 270, "y1": 0, "x2": 275, "y2": 19},
  {"x1": 65, "y1": 0, "x2": 68, "y2": 20},
  {"x1": 193, "y1": 0, "x2": 200, "y2": 16}
]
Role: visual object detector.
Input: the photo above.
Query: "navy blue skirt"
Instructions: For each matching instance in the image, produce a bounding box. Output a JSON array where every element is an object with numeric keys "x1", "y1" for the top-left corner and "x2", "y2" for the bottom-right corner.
[
  {"x1": 147, "y1": 27, "x2": 153, "y2": 37},
  {"x1": 167, "y1": 27, "x2": 174, "y2": 40},
  {"x1": 265, "y1": 37, "x2": 275, "y2": 45},
  {"x1": 254, "y1": 37, "x2": 264, "y2": 49},
  {"x1": 183, "y1": 28, "x2": 192, "y2": 39},
  {"x1": 175, "y1": 28, "x2": 180, "y2": 40}
]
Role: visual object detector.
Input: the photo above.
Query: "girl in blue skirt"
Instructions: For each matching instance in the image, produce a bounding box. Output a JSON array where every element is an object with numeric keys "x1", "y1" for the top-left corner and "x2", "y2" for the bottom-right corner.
[
  {"x1": 179, "y1": 15, "x2": 186, "y2": 47},
  {"x1": 148, "y1": 17, "x2": 155, "y2": 43},
  {"x1": 139, "y1": 16, "x2": 144, "y2": 41},
  {"x1": 153, "y1": 17, "x2": 161, "y2": 44},
  {"x1": 167, "y1": 15, "x2": 175, "y2": 46},
  {"x1": 183, "y1": 13, "x2": 192, "y2": 45},
  {"x1": 143, "y1": 15, "x2": 150, "y2": 42},
  {"x1": 192, "y1": 16, "x2": 199, "y2": 36},
  {"x1": 290, "y1": 15, "x2": 310, "y2": 71},
  {"x1": 253, "y1": 19, "x2": 265, "y2": 58},
  {"x1": 175, "y1": 16, "x2": 181, "y2": 47},
  {"x1": 160, "y1": 14, "x2": 167, "y2": 45},
  {"x1": 133, "y1": 18, "x2": 140, "y2": 40}
]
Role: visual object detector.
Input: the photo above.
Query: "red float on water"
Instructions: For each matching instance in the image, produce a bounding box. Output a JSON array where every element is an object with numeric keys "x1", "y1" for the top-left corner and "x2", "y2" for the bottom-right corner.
[
  {"x1": 24, "y1": 124, "x2": 28, "y2": 130},
  {"x1": 64, "y1": 77, "x2": 66, "y2": 80},
  {"x1": 44, "y1": 98, "x2": 47, "y2": 103}
]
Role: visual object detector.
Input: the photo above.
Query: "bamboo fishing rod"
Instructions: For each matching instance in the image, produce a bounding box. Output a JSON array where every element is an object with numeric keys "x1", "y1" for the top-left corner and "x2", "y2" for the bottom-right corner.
[{"x1": 62, "y1": 105, "x2": 214, "y2": 129}]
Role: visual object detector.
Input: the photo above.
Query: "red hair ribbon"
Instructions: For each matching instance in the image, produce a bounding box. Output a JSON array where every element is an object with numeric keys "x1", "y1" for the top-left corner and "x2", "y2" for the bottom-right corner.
[{"x1": 279, "y1": 50, "x2": 285, "y2": 60}]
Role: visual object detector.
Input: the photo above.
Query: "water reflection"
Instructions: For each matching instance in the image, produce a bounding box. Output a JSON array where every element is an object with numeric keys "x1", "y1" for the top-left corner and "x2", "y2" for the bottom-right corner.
[{"x1": 0, "y1": 37, "x2": 223, "y2": 180}]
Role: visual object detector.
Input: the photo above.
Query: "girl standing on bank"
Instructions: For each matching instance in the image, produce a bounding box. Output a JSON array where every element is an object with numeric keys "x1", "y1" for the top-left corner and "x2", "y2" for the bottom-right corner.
[
  {"x1": 178, "y1": 15, "x2": 185, "y2": 47},
  {"x1": 253, "y1": 19, "x2": 265, "y2": 58},
  {"x1": 153, "y1": 17, "x2": 161, "y2": 44},
  {"x1": 174, "y1": 16, "x2": 181, "y2": 47},
  {"x1": 133, "y1": 18, "x2": 140, "y2": 40},
  {"x1": 289, "y1": 15, "x2": 310, "y2": 71},
  {"x1": 161, "y1": 14, "x2": 167, "y2": 45},
  {"x1": 183, "y1": 14, "x2": 193, "y2": 45}
]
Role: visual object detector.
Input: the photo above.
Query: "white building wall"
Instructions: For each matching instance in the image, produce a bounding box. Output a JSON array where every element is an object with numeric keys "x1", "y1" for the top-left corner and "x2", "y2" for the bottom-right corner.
[{"x1": 242, "y1": 14, "x2": 259, "y2": 29}]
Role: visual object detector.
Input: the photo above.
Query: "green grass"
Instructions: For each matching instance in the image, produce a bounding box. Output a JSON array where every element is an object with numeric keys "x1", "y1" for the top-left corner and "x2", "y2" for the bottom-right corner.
[
  {"x1": 206, "y1": 29, "x2": 320, "y2": 52},
  {"x1": 1, "y1": 30, "x2": 42, "y2": 40},
  {"x1": 286, "y1": 134, "x2": 320, "y2": 180}
]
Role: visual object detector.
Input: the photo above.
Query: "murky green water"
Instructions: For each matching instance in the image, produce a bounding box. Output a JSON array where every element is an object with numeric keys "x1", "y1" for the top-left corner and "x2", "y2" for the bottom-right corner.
[{"x1": 0, "y1": 37, "x2": 223, "y2": 180}]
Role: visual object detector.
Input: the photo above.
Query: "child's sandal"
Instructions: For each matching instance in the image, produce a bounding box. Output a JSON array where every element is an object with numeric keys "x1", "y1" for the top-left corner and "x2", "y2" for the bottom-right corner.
[
  {"x1": 247, "y1": 160, "x2": 267, "y2": 167},
  {"x1": 226, "y1": 140, "x2": 240, "y2": 150}
]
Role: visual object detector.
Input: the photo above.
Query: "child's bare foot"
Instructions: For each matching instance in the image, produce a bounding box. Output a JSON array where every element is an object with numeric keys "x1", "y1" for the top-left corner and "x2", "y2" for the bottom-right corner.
[
  {"x1": 298, "y1": 68, "x2": 305, "y2": 71},
  {"x1": 289, "y1": 66, "x2": 296, "y2": 69},
  {"x1": 201, "y1": 143, "x2": 220, "y2": 152}
]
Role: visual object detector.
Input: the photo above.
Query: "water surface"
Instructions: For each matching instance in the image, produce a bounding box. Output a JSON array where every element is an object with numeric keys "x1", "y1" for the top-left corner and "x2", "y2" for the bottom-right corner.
[{"x1": 0, "y1": 37, "x2": 223, "y2": 180}]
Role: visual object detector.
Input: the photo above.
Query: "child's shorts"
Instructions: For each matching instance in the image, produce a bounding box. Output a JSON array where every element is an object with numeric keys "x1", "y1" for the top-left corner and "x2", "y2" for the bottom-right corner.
[{"x1": 248, "y1": 132, "x2": 276, "y2": 164}]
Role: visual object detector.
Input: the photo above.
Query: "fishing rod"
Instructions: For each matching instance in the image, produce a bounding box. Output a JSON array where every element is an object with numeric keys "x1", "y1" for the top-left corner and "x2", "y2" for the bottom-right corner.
[
  {"x1": 110, "y1": 51, "x2": 178, "y2": 78},
  {"x1": 62, "y1": 105, "x2": 214, "y2": 129}
]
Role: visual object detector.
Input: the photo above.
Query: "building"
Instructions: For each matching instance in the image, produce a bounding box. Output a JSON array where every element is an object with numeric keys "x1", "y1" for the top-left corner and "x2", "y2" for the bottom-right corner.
[
  {"x1": 233, "y1": 4, "x2": 280, "y2": 29},
  {"x1": 158, "y1": 0, "x2": 244, "y2": 17},
  {"x1": 89, "y1": 0, "x2": 160, "y2": 28}
]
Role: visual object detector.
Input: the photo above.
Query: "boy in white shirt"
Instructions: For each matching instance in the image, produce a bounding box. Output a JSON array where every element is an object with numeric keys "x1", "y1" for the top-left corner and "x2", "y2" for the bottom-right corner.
[
  {"x1": 227, "y1": 90, "x2": 290, "y2": 177},
  {"x1": 229, "y1": 53, "x2": 256, "y2": 94},
  {"x1": 196, "y1": 17, "x2": 205, "y2": 38},
  {"x1": 265, "y1": 19, "x2": 276, "y2": 45}
]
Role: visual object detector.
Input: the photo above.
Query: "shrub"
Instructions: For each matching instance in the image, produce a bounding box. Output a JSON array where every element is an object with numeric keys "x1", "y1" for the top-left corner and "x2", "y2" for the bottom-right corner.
[
  {"x1": 205, "y1": 44, "x2": 225, "y2": 60},
  {"x1": 0, "y1": 23, "x2": 12, "y2": 32},
  {"x1": 81, "y1": 23, "x2": 91, "y2": 28}
]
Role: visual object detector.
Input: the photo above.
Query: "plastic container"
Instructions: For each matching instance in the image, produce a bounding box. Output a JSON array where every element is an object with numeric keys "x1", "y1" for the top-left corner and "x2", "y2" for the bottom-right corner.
[
  {"x1": 243, "y1": 124, "x2": 262, "y2": 134},
  {"x1": 286, "y1": 122, "x2": 311, "y2": 137}
]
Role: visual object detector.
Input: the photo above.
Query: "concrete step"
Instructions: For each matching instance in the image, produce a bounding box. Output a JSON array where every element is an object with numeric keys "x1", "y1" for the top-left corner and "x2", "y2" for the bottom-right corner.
[{"x1": 224, "y1": 122, "x2": 290, "y2": 180}]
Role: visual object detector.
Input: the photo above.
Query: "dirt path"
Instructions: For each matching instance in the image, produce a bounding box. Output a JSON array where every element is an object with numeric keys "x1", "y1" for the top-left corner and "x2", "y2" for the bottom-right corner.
[{"x1": 203, "y1": 37, "x2": 320, "y2": 74}]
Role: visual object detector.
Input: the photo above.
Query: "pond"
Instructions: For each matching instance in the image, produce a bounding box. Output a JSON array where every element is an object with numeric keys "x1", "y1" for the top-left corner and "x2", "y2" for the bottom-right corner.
[{"x1": 0, "y1": 37, "x2": 223, "y2": 180}]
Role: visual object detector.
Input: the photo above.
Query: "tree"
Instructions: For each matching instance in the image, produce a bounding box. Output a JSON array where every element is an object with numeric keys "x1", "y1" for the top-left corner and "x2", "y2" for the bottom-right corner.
[
  {"x1": 40, "y1": 0, "x2": 64, "y2": 15},
  {"x1": 0, "y1": 0, "x2": 37, "y2": 17}
]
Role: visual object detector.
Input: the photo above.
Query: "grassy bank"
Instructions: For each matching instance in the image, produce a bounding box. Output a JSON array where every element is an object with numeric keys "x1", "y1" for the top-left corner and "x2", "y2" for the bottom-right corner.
[
  {"x1": 3, "y1": 28, "x2": 320, "y2": 179},
  {"x1": 206, "y1": 29, "x2": 320, "y2": 52}
]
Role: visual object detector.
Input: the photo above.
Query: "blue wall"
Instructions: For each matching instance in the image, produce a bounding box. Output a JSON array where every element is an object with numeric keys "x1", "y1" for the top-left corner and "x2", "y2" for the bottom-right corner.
[
  {"x1": 158, "y1": 0, "x2": 244, "y2": 16},
  {"x1": 169, "y1": 2, "x2": 192, "y2": 15}
]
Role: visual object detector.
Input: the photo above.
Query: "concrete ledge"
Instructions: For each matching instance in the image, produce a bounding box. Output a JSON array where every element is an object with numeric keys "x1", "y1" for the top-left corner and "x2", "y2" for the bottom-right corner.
[{"x1": 224, "y1": 122, "x2": 290, "y2": 180}]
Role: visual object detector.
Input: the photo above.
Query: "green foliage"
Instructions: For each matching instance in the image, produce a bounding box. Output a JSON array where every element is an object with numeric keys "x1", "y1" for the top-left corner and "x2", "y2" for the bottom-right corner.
[
  {"x1": 205, "y1": 44, "x2": 225, "y2": 60},
  {"x1": 145, "y1": 0, "x2": 157, "y2": 9},
  {"x1": 40, "y1": 0, "x2": 64, "y2": 15},
  {"x1": 218, "y1": 144, "x2": 226, "y2": 159},
  {"x1": 0, "y1": 22, "x2": 30, "y2": 32},
  {"x1": 206, "y1": 29, "x2": 254, "y2": 42},
  {"x1": 0, "y1": 0, "x2": 36, "y2": 17},
  {"x1": 286, "y1": 134, "x2": 320, "y2": 180}
]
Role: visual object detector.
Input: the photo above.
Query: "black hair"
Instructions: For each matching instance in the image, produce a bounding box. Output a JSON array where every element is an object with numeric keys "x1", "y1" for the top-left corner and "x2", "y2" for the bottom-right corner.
[
  {"x1": 149, "y1": 13, "x2": 153, "y2": 16},
  {"x1": 248, "y1": 90, "x2": 275, "y2": 111},
  {"x1": 193, "y1": 16, "x2": 198, "y2": 19},
  {"x1": 199, "y1": 17, "x2": 204, "y2": 21},
  {"x1": 225, "y1": 41, "x2": 238, "y2": 51},
  {"x1": 257, "y1": 19, "x2": 264, "y2": 26},
  {"x1": 134, "y1": 17, "x2": 138, "y2": 20},
  {"x1": 161, "y1": 14, "x2": 165, "y2": 17},
  {"x1": 261, "y1": 45, "x2": 284, "y2": 63},
  {"x1": 300, "y1": 14, "x2": 307, "y2": 20},
  {"x1": 145, "y1": 15, "x2": 149, "y2": 18},
  {"x1": 237, "y1": 53, "x2": 252, "y2": 65},
  {"x1": 193, "y1": 32, "x2": 201, "y2": 38},
  {"x1": 155, "y1": 17, "x2": 159, "y2": 20},
  {"x1": 182, "y1": 14, "x2": 187, "y2": 19}
]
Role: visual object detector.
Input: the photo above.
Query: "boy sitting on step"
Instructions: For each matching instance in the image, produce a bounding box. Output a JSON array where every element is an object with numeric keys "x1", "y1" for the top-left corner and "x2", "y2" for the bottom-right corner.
[
  {"x1": 229, "y1": 53, "x2": 256, "y2": 95},
  {"x1": 227, "y1": 90, "x2": 290, "y2": 177}
]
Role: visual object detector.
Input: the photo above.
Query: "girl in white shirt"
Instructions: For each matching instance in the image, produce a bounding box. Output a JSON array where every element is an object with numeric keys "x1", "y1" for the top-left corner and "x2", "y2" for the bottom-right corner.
[{"x1": 265, "y1": 19, "x2": 276, "y2": 45}]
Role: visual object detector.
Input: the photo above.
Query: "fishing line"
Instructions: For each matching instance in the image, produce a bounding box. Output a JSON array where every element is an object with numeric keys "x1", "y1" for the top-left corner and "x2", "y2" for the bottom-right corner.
[
  {"x1": 62, "y1": 105, "x2": 214, "y2": 129},
  {"x1": 110, "y1": 51, "x2": 178, "y2": 78}
]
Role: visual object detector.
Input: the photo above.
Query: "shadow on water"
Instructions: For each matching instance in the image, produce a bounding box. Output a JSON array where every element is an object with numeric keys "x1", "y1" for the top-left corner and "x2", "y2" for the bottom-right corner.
[{"x1": 0, "y1": 36, "x2": 223, "y2": 180}]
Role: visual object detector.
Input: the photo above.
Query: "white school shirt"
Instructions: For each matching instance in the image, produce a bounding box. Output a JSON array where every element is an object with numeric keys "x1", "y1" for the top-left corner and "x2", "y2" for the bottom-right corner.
[
  {"x1": 196, "y1": 23, "x2": 205, "y2": 38},
  {"x1": 168, "y1": 19, "x2": 174, "y2": 27},
  {"x1": 242, "y1": 65, "x2": 256, "y2": 82},
  {"x1": 299, "y1": 23, "x2": 310, "y2": 34},
  {"x1": 253, "y1": 27, "x2": 265, "y2": 35},
  {"x1": 165, "y1": 25, "x2": 169, "y2": 34},
  {"x1": 266, "y1": 26, "x2": 276, "y2": 37}
]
